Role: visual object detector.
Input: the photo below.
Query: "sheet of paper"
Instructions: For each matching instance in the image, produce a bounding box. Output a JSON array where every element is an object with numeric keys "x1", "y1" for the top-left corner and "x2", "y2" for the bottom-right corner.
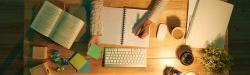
[
  {"x1": 100, "y1": 7, "x2": 123, "y2": 45},
  {"x1": 50, "y1": 12, "x2": 84, "y2": 49},
  {"x1": 186, "y1": 0, "x2": 233, "y2": 48},
  {"x1": 87, "y1": 44, "x2": 102, "y2": 59},
  {"x1": 30, "y1": 1, "x2": 62, "y2": 36},
  {"x1": 123, "y1": 8, "x2": 149, "y2": 47},
  {"x1": 69, "y1": 53, "x2": 87, "y2": 70}
]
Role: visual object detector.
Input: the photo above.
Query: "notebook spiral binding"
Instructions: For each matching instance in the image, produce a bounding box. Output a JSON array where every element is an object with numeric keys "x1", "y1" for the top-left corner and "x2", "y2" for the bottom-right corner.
[{"x1": 121, "y1": 7, "x2": 126, "y2": 45}]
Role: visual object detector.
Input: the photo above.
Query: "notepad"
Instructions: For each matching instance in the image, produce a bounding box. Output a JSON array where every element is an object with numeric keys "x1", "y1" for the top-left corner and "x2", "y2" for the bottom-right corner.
[
  {"x1": 186, "y1": 0, "x2": 233, "y2": 48},
  {"x1": 87, "y1": 44, "x2": 102, "y2": 59},
  {"x1": 32, "y1": 46, "x2": 48, "y2": 59},
  {"x1": 100, "y1": 7, "x2": 149, "y2": 47},
  {"x1": 30, "y1": 1, "x2": 84, "y2": 49},
  {"x1": 69, "y1": 53, "x2": 87, "y2": 72}
]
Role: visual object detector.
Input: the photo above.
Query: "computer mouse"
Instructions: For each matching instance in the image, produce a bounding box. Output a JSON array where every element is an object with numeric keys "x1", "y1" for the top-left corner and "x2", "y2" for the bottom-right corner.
[{"x1": 157, "y1": 24, "x2": 168, "y2": 40}]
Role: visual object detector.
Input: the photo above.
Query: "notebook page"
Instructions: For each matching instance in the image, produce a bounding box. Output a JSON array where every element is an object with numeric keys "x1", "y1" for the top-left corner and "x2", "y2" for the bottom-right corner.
[
  {"x1": 123, "y1": 8, "x2": 149, "y2": 47},
  {"x1": 100, "y1": 7, "x2": 123, "y2": 45},
  {"x1": 186, "y1": 0, "x2": 233, "y2": 48}
]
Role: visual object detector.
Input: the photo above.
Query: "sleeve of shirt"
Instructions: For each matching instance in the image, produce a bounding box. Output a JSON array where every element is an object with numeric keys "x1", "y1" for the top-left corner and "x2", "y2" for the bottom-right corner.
[
  {"x1": 91, "y1": 0, "x2": 103, "y2": 36},
  {"x1": 148, "y1": 0, "x2": 168, "y2": 23}
]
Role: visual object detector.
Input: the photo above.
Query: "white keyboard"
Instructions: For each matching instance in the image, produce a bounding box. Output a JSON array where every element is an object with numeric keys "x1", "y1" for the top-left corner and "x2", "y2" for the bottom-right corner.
[{"x1": 104, "y1": 47, "x2": 147, "y2": 67}]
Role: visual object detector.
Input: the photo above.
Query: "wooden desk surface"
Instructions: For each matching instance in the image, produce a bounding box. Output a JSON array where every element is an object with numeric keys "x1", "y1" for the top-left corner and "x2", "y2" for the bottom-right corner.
[{"x1": 24, "y1": 0, "x2": 214, "y2": 75}]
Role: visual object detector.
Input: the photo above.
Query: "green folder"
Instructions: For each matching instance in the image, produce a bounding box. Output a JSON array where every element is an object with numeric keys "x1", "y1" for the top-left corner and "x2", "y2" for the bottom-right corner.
[{"x1": 87, "y1": 44, "x2": 102, "y2": 59}]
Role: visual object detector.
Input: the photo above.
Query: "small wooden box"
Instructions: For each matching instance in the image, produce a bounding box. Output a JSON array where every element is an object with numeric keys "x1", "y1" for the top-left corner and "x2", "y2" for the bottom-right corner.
[
  {"x1": 30, "y1": 62, "x2": 51, "y2": 75},
  {"x1": 32, "y1": 46, "x2": 48, "y2": 59}
]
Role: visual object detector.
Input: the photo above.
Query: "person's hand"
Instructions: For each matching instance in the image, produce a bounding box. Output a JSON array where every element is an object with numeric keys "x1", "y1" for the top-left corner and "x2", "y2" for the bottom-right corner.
[
  {"x1": 88, "y1": 35, "x2": 99, "y2": 46},
  {"x1": 135, "y1": 19, "x2": 153, "y2": 38}
]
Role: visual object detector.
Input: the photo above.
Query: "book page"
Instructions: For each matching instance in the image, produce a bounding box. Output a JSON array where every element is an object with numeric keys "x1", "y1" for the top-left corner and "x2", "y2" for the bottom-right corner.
[
  {"x1": 50, "y1": 12, "x2": 84, "y2": 49},
  {"x1": 123, "y1": 8, "x2": 149, "y2": 47},
  {"x1": 186, "y1": 0, "x2": 233, "y2": 48},
  {"x1": 30, "y1": 1, "x2": 62, "y2": 36},
  {"x1": 100, "y1": 7, "x2": 123, "y2": 45},
  {"x1": 67, "y1": 6, "x2": 87, "y2": 42}
]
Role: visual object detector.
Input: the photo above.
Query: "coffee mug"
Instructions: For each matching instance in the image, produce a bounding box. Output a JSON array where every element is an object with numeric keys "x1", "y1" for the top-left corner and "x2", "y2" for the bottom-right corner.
[{"x1": 171, "y1": 27, "x2": 185, "y2": 39}]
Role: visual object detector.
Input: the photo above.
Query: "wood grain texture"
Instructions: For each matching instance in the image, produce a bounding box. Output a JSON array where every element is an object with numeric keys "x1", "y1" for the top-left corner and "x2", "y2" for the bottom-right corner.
[{"x1": 0, "y1": 0, "x2": 24, "y2": 74}]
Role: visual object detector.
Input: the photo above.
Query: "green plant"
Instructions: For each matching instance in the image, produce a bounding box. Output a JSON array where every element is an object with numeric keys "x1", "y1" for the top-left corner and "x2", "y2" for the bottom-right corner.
[{"x1": 201, "y1": 44, "x2": 233, "y2": 73}]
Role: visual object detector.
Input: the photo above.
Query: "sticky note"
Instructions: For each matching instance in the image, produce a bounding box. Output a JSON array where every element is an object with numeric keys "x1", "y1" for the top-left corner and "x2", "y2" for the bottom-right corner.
[
  {"x1": 32, "y1": 46, "x2": 48, "y2": 59},
  {"x1": 69, "y1": 53, "x2": 87, "y2": 70},
  {"x1": 30, "y1": 62, "x2": 50, "y2": 75},
  {"x1": 87, "y1": 44, "x2": 102, "y2": 59},
  {"x1": 79, "y1": 62, "x2": 90, "y2": 72}
]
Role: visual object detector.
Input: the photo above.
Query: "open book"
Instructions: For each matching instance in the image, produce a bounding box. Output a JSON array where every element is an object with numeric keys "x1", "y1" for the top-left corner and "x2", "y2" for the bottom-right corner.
[
  {"x1": 186, "y1": 0, "x2": 233, "y2": 48},
  {"x1": 30, "y1": 1, "x2": 84, "y2": 49},
  {"x1": 100, "y1": 7, "x2": 149, "y2": 47}
]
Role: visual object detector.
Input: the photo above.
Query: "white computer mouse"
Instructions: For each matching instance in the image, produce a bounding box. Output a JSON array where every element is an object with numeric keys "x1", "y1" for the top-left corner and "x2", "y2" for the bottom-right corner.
[{"x1": 157, "y1": 24, "x2": 168, "y2": 40}]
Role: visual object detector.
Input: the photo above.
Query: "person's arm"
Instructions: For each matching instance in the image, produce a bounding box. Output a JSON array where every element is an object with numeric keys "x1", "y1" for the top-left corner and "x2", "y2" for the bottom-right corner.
[
  {"x1": 135, "y1": 0, "x2": 168, "y2": 38},
  {"x1": 91, "y1": 0, "x2": 103, "y2": 36},
  {"x1": 89, "y1": 0, "x2": 103, "y2": 45},
  {"x1": 148, "y1": 0, "x2": 168, "y2": 23}
]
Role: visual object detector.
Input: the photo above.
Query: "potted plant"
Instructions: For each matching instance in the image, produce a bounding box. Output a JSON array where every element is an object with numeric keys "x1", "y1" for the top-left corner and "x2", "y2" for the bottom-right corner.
[{"x1": 201, "y1": 44, "x2": 233, "y2": 74}]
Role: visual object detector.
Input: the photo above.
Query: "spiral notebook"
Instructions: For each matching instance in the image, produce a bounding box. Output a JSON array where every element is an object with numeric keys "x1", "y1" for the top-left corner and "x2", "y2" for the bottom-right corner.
[{"x1": 100, "y1": 7, "x2": 149, "y2": 47}]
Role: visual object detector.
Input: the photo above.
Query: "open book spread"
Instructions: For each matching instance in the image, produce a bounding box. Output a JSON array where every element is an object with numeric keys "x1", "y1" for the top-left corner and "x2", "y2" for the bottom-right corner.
[
  {"x1": 30, "y1": 1, "x2": 84, "y2": 49},
  {"x1": 186, "y1": 0, "x2": 233, "y2": 48},
  {"x1": 100, "y1": 7, "x2": 149, "y2": 47}
]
